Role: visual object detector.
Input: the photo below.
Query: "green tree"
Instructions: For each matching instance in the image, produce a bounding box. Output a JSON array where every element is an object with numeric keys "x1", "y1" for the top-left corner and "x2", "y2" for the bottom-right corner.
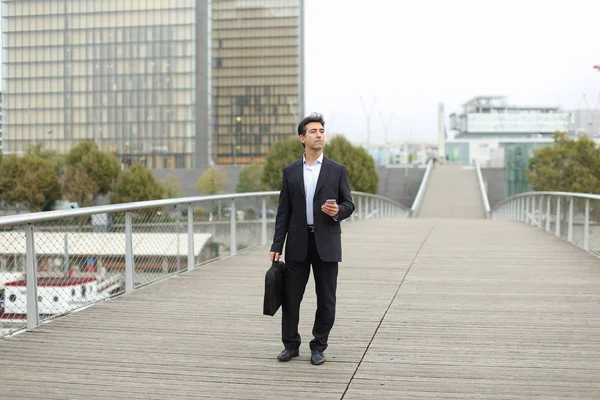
[
  {"x1": 63, "y1": 166, "x2": 98, "y2": 207},
  {"x1": 64, "y1": 141, "x2": 120, "y2": 205},
  {"x1": 197, "y1": 167, "x2": 227, "y2": 195},
  {"x1": 324, "y1": 136, "x2": 379, "y2": 194},
  {"x1": 261, "y1": 136, "x2": 304, "y2": 190},
  {"x1": 0, "y1": 154, "x2": 61, "y2": 212},
  {"x1": 27, "y1": 142, "x2": 66, "y2": 178},
  {"x1": 20, "y1": 155, "x2": 62, "y2": 212},
  {"x1": 110, "y1": 164, "x2": 165, "y2": 204},
  {"x1": 527, "y1": 132, "x2": 600, "y2": 193},
  {"x1": 0, "y1": 155, "x2": 28, "y2": 207},
  {"x1": 236, "y1": 162, "x2": 264, "y2": 193},
  {"x1": 159, "y1": 174, "x2": 185, "y2": 198}
]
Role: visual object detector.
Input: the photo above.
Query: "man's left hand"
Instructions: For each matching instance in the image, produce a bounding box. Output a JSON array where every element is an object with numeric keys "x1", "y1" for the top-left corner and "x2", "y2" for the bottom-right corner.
[{"x1": 321, "y1": 202, "x2": 339, "y2": 217}]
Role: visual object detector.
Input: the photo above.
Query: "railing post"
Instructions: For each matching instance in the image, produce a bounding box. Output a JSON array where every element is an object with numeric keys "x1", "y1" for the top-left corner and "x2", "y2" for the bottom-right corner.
[
  {"x1": 584, "y1": 199, "x2": 590, "y2": 251},
  {"x1": 555, "y1": 197, "x2": 561, "y2": 237},
  {"x1": 187, "y1": 204, "x2": 195, "y2": 271},
  {"x1": 567, "y1": 197, "x2": 574, "y2": 243},
  {"x1": 25, "y1": 224, "x2": 40, "y2": 330},
  {"x1": 358, "y1": 196, "x2": 363, "y2": 220},
  {"x1": 524, "y1": 197, "x2": 530, "y2": 223},
  {"x1": 545, "y1": 196, "x2": 551, "y2": 232},
  {"x1": 230, "y1": 199, "x2": 237, "y2": 255},
  {"x1": 261, "y1": 197, "x2": 267, "y2": 245},
  {"x1": 510, "y1": 200, "x2": 514, "y2": 220},
  {"x1": 125, "y1": 211, "x2": 135, "y2": 293},
  {"x1": 538, "y1": 196, "x2": 543, "y2": 227},
  {"x1": 520, "y1": 197, "x2": 525, "y2": 222}
]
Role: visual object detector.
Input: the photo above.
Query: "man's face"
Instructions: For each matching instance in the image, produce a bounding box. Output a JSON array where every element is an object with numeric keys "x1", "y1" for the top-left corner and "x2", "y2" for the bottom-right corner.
[{"x1": 300, "y1": 122, "x2": 325, "y2": 151}]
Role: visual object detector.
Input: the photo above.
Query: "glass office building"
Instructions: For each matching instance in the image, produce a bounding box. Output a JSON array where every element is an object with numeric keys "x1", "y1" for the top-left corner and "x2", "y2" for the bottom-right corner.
[
  {"x1": 211, "y1": 0, "x2": 304, "y2": 165},
  {"x1": 1, "y1": 0, "x2": 209, "y2": 169}
]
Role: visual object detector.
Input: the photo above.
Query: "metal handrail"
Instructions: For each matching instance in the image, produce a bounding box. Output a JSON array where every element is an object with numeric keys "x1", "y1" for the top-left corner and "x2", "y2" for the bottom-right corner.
[
  {"x1": 491, "y1": 190, "x2": 600, "y2": 254},
  {"x1": 493, "y1": 191, "x2": 600, "y2": 210},
  {"x1": 409, "y1": 160, "x2": 433, "y2": 218},
  {"x1": 0, "y1": 191, "x2": 280, "y2": 227},
  {"x1": 474, "y1": 159, "x2": 491, "y2": 218},
  {"x1": 0, "y1": 190, "x2": 409, "y2": 227}
]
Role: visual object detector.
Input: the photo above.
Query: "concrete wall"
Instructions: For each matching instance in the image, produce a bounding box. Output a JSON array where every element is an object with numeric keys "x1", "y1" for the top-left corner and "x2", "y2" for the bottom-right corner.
[
  {"x1": 480, "y1": 168, "x2": 506, "y2": 208},
  {"x1": 376, "y1": 166, "x2": 426, "y2": 208}
]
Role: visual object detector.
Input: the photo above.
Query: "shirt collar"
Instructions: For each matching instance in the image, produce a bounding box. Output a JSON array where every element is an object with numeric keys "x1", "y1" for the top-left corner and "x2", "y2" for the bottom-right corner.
[{"x1": 303, "y1": 153, "x2": 324, "y2": 165}]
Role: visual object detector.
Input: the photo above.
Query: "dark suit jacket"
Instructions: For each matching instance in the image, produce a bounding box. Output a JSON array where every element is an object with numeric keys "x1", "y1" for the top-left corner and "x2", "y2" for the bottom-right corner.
[{"x1": 270, "y1": 156, "x2": 355, "y2": 263}]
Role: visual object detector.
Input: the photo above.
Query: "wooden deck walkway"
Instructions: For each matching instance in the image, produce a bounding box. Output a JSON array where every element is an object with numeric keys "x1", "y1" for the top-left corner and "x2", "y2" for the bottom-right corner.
[{"x1": 2, "y1": 219, "x2": 600, "y2": 399}]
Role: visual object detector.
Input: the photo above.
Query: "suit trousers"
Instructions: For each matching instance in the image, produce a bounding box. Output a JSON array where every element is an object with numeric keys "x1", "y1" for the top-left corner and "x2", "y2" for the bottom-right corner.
[{"x1": 282, "y1": 230, "x2": 339, "y2": 353}]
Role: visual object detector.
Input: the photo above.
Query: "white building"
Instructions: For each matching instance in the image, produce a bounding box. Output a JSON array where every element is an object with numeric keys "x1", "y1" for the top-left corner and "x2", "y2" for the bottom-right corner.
[
  {"x1": 445, "y1": 96, "x2": 571, "y2": 167},
  {"x1": 449, "y1": 96, "x2": 570, "y2": 140}
]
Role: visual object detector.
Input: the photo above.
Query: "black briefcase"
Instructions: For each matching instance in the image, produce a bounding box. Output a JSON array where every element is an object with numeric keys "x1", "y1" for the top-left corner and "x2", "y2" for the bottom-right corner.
[{"x1": 263, "y1": 261, "x2": 286, "y2": 316}]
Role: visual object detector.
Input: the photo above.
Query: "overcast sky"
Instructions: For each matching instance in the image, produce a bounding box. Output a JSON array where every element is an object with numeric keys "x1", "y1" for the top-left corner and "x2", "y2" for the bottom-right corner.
[
  {"x1": 304, "y1": 0, "x2": 600, "y2": 144},
  {"x1": 1, "y1": 1, "x2": 598, "y2": 146}
]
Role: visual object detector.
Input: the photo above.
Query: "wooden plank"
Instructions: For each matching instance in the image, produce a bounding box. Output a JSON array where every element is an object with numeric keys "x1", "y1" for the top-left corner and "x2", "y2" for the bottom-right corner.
[{"x1": 1, "y1": 219, "x2": 600, "y2": 399}]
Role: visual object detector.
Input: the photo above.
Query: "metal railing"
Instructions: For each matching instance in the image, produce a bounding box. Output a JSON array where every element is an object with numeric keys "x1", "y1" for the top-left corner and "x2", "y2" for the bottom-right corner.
[
  {"x1": 0, "y1": 191, "x2": 406, "y2": 337},
  {"x1": 492, "y1": 191, "x2": 600, "y2": 253},
  {"x1": 474, "y1": 159, "x2": 491, "y2": 218},
  {"x1": 409, "y1": 159, "x2": 433, "y2": 218}
]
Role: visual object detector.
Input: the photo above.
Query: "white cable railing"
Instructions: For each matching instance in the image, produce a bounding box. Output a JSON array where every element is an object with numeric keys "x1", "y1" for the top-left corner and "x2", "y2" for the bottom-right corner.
[
  {"x1": 474, "y1": 159, "x2": 491, "y2": 218},
  {"x1": 492, "y1": 191, "x2": 600, "y2": 254},
  {"x1": 409, "y1": 159, "x2": 433, "y2": 218},
  {"x1": 0, "y1": 191, "x2": 407, "y2": 337}
]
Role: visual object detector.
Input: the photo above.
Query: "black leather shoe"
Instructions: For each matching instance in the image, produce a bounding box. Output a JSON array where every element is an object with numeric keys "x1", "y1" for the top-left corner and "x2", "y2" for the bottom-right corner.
[
  {"x1": 277, "y1": 348, "x2": 299, "y2": 361},
  {"x1": 311, "y1": 350, "x2": 326, "y2": 365}
]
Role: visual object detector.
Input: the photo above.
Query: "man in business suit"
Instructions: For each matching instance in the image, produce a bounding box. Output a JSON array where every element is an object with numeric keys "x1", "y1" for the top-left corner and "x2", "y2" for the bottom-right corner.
[{"x1": 270, "y1": 113, "x2": 355, "y2": 365}]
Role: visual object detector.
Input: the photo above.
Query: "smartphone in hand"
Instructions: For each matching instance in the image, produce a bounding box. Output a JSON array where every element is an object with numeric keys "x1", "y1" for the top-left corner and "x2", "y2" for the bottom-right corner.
[{"x1": 326, "y1": 199, "x2": 336, "y2": 204}]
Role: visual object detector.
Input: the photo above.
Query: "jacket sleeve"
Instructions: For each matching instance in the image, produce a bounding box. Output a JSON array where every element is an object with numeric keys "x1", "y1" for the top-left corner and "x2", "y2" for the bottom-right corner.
[
  {"x1": 270, "y1": 168, "x2": 291, "y2": 253},
  {"x1": 336, "y1": 166, "x2": 355, "y2": 221}
]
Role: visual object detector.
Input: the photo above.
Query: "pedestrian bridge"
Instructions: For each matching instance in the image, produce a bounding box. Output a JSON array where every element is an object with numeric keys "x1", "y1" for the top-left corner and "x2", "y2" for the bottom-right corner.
[{"x1": 1, "y1": 161, "x2": 600, "y2": 399}]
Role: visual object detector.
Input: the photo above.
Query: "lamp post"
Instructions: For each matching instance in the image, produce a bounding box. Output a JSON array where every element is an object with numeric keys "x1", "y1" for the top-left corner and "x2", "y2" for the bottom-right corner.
[
  {"x1": 379, "y1": 112, "x2": 393, "y2": 165},
  {"x1": 360, "y1": 96, "x2": 378, "y2": 148}
]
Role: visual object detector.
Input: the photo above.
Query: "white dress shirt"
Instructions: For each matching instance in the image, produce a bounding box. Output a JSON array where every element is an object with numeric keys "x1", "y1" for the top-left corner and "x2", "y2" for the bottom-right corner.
[{"x1": 303, "y1": 153, "x2": 323, "y2": 225}]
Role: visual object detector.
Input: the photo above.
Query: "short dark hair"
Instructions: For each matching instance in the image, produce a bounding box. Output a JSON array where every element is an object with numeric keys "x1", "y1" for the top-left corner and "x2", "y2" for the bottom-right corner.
[{"x1": 297, "y1": 112, "x2": 325, "y2": 136}]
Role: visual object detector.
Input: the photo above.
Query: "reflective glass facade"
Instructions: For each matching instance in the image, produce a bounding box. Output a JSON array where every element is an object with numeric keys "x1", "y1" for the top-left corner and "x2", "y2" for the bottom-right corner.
[
  {"x1": 2, "y1": 0, "x2": 209, "y2": 169},
  {"x1": 211, "y1": 0, "x2": 303, "y2": 165}
]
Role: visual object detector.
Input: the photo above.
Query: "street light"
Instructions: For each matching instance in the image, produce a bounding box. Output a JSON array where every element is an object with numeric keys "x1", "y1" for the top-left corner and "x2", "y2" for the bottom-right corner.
[
  {"x1": 379, "y1": 112, "x2": 394, "y2": 145},
  {"x1": 379, "y1": 112, "x2": 394, "y2": 165},
  {"x1": 360, "y1": 96, "x2": 378, "y2": 148}
]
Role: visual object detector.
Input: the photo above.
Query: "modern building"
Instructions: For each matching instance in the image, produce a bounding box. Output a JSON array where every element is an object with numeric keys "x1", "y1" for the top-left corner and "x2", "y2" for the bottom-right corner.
[
  {"x1": 446, "y1": 96, "x2": 570, "y2": 197},
  {"x1": 449, "y1": 96, "x2": 570, "y2": 140},
  {"x1": 571, "y1": 109, "x2": 600, "y2": 138},
  {"x1": 211, "y1": 0, "x2": 304, "y2": 165},
  {"x1": 2, "y1": 1, "x2": 209, "y2": 169},
  {"x1": 0, "y1": 92, "x2": 3, "y2": 152}
]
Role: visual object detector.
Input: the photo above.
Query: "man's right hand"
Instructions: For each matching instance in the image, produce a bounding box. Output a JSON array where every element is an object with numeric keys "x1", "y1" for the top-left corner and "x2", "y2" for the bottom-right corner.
[{"x1": 270, "y1": 251, "x2": 280, "y2": 262}]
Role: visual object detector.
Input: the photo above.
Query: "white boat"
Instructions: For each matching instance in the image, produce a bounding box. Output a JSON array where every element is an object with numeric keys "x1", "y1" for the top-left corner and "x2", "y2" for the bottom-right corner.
[{"x1": 1, "y1": 272, "x2": 123, "y2": 320}]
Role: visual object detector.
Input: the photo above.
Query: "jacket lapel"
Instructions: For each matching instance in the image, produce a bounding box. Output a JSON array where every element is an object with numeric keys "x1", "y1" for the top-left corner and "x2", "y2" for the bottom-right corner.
[
  {"x1": 315, "y1": 156, "x2": 331, "y2": 195},
  {"x1": 295, "y1": 159, "x2": 306, "y2": 198}
]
